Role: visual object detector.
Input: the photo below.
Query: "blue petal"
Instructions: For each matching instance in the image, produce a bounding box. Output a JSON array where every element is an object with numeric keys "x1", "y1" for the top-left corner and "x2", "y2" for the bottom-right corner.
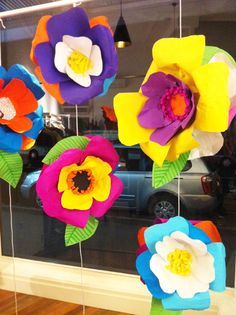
[
  {"x1": 99, "y1": 75, "x2": 116, "y2": 97},
  {"x1": 0, "y1": 66, "x2": 10, "y2": 83},
  {"x1": 8, "y1": 64, "x2": 45, "y2": 100},
  {"x1": 144, "y1": 217, "x2": 189, "y2": 254},
  {"x1": 162, "y1": 292, "x2": 210, "y2": 311},
  {"x1": 0, "y1": 126, "x2": 22, "y2": 153},
  {"x1": 208, "y1": 243, "x2": 226, "y2": 292},
  {"x1": 188, "y1": 222, "x2": 211, "y2": 244},
  {"x1": 136, "y1": 251, "x2": 170, "y2": 299},
  {"x1": 24, "y1": 106, "x2": 44, "y2": 140}
]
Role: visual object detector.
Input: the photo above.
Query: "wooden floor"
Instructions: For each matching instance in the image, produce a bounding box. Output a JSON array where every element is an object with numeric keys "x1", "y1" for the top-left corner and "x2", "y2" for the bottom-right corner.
[{"x1": 0, "y1": 290, "x2": 128, "y2": 315}]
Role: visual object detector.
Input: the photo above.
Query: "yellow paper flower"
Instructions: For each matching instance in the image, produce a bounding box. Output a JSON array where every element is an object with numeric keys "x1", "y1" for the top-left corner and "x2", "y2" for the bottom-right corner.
[
  {"x1": 114, "y1": 35, "x2": 231, "y2": 166},
  {"x1": 58, "y1": 156, "x2": 112, "y2": 210}
]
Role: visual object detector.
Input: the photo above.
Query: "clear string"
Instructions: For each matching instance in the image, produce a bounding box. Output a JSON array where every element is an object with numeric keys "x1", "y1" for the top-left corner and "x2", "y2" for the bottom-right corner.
[
  {"x1": 177, "y1": 0, "x2": 182, "y2": 217},
  {"x1": 9, "y1": 185, "x2": 18, "y2": 315},
  {"x1": 75, "y1": 104, "x2": 85, "y2": 315}
]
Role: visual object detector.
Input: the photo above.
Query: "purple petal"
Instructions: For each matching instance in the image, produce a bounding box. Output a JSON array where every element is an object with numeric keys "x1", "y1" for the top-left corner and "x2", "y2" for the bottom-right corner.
[
  {"x1": 141, "y1": 72, "x2": 174, "y2": 98},
  {"x1": 46, "y1": 7, "x2": 90, "y2": 47},
  {"x1": 150, "y1": 120, "x2": 181, "y2": 145},
  {"x1": 60, "y1": 77, "x2": 104, "y2": 105},
  {"x1": 34, "y1": 42, "x2": 68, "y2": 84},
  {"x1": 81, "y1": 136, "x2": 119, "y2": 170},
  {"x1": 86, "y1": 25, "x2": 118, "y2": 79},
  {"x1": 90, "y1": 175, "x2": 123, "y2": 217},
  {"x1": 138, "y1": 99, "x2": 171, "y2": 129}
]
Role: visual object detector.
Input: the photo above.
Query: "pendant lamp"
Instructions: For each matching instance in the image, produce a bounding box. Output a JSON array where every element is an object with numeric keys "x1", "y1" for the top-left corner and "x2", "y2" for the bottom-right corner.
[{"x1": 114, "y1": 0, "x2": 131, "y2": 48}]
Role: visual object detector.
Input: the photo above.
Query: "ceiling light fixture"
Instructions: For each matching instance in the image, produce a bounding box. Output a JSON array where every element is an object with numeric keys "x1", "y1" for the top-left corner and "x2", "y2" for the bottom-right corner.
[{"x1": 114, "y1": 0, "x2": 131, "y2": 48}]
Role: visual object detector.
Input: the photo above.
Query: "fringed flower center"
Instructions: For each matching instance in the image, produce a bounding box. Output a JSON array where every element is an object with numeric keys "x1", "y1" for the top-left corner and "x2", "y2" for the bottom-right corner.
[
  {"x1": 166, "y1": 249, "x2": 192, "y2": 276},
  {"x1": 0, "y1": 97, "x2": 16, "y2": 120},
  {"x1": 67, "y1": 51, "x2": 92, "y2": 75},
  {"x1": 161, "y1": 86, "x2": 191, "y2": 122},
  {"x1": 67, "y1": 169, "x2": 95, "y2": 195}
]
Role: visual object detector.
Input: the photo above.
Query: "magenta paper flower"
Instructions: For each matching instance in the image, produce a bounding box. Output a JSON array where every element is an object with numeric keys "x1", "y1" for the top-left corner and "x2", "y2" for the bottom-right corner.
[
  {"x1": 138, "y1": 72, "x2": 195, "y2": 145},
  {"x1": 36, "y1": 136, "x2": 123, "y2": 228}
]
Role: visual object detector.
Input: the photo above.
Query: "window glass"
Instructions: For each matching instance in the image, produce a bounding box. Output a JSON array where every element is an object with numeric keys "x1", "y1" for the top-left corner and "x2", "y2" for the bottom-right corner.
[{"x1": 0, "y1": 0, "x2": 235, "y2": 288}]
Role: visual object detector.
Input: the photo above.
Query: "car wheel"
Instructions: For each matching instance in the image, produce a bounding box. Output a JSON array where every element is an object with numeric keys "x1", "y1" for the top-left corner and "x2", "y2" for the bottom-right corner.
[{"x1": 148, "y1": 193, "x2": 178, "y2": 219}]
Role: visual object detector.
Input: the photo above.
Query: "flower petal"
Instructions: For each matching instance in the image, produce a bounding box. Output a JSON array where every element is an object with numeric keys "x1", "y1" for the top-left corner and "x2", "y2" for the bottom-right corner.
[
  {"x1": 58, "y1": 163, "x2": 77, "y2": 192},
  {"x1": 192, "y1": 253, "x2": 215, "y2": 284},
  {"x1": 34, "y1": 42, "x2": 68, "y2": 84},
  {"x1": 0, "y1": 126, "x2": 22, "y2": 152},
  {"x1": 88, "y1": 45, "x2": 103, "y2": 76},
  {"x1": 144, "y1": 216, "x2": 189, "y2": 254},
  {"x1": 61, "y1": 189, "x2": 93, "y2": 210},
  {"x1": 7, "y1": 116, "x2": 33, "y2": 133},
  {"x1": 138, "y1": 98, "x2": 170, "y2": 129},
  {"x1": 140, "y1": 140, "x2": 170, "y2": 167},
  {"x1": 63, "y1": 35, "x2": 92, "y2": 58},
  {"x1": 114, "y1": 92, "x2": 153, "y2": 146},
  {"x1": 46, "y1": 7, "x2": 90, "y2": 47},
  {"x1": 92, "y1": 175, "x2": 111, "y2": 202},
  {"x1": 150, "y1": 120, "x2": 181, "y2": 146},
  {"x1": 136, "y1": 251, "x2": 170, "y2": 299},
  {"x1": 54, "y1": 42, "x2": 73, "y2": 73},
  {"x1": 192, "y1": 62, "x2": 230, "y2": 132},
  {"x1": 66, "y1": 63, "x2": 91, "y2": 87},
  {"x1": 207, "y1": 243, "x2": 226, "y2": 292},
  {"x1": 141, "y1": 72, "x2": 173, "y2": 98},
  {"x1": 90, "y1": 175, "x2": 123, "y2": 217},
  {"x1": 153, "y1": 35, "x2": 205, "y2": 74},
  {"x1": 189, "y1": 130, "x2": 224, "y2": 160},
  {"x1": 162, "y1": 291, "x2": 210, "y2": 311}
]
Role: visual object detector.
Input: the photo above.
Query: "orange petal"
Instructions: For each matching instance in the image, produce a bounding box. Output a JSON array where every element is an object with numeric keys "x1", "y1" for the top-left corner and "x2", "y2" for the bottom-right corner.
[
  {"x1": 7, "y1": 116, "x2": 33, "y2": 133},
  {"x1": 35, "y1": 67, "x2": 65, "y2": 104},
  {"x1": 21, "y1": 135, "x2": 35, "y2": 150},
  {"x1": 1, "y1": 78, "x2": 37, "y2": 115},
  {"x1": 195, "y1": 221, "x2": 222, "y2": 243},
  {"x1": 30, "y1": 15, "x2": 51, "y2": 64},
  {"x1": 89, "y1": 16, "x2": 113, "y2": 34},
  {"x1": 137, "y1": 227, "x2": 147, "y2": 247}
]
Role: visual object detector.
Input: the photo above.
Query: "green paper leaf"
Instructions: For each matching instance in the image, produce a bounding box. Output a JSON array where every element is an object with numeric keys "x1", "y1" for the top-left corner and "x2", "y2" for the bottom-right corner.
[
  {"x1": 65, "y1": 216, "x2": 99, "y2": 246},
  {"x1": 43, "y1": 136, "x2": 89, "y2": 165},
  {"x1": 0, "y1": 151, "x2": 23, "y2": 188},
  {"x1": 152, "y1": 152, "x2": 189, "y2": 189},
  {"x1": 150, "y1": 298, "x2": 182, "y2": 315}
]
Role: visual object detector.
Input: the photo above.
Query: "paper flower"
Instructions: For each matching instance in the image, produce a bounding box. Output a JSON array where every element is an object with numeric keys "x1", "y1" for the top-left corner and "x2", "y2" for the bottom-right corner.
[
  {"x1": 31, "y1": 7, "x2": 118, "y2": 105},
  {"x1": 0, "y1": 64, "x2": 44, "y2": 153},
  {"x1": 114, "y1": 35, "x2": 235, "y2": 166},
  {"x1": 136, "y1": 217, "x2": 226, "y2": 311},
  {"x1": 36, "y1": 135, "x2": 123, "y2": 228}
]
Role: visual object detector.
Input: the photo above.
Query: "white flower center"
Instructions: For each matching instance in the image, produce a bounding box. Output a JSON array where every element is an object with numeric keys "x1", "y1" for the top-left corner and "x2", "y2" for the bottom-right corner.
[{"x1": 0, "y1": 97, "x2": 16, "y2": 120}]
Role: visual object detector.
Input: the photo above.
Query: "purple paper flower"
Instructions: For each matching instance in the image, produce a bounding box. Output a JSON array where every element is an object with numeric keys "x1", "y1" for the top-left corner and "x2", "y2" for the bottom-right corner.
[
  {"x1": 31, "y1": 8, "x2": 118, "y2": 105},
  {"x1": 138, "y1": 72, "x2": 196, "y2": 145}
]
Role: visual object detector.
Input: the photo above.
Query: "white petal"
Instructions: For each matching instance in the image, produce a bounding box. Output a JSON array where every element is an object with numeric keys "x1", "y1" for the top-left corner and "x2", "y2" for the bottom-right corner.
[
  {"x1": 66, "y1": 64, "x2": 91, "y2": 87},
  {"x1": 54, "y1": 42, "x2": 73, "y2": 73},
  {"x1": 171, "y1": 231, "x2": 207, "y2": 257},
  {"x1": 87, "y1": 45, "x2": 103, "y2": 76},
  {"x1": 150, "y1": 254, "x2": 176, "y2": 294},
  {"x1": 175, "y1": 275, "x2": 209, "y2": 298},
  {"x1": 63, "y1": 35, "x2": 92, "y2": 58},
  {"x1": 192, "y1": 253, "x2": 215, "y2": 284},
  {"x1": 209, "y1": 52, "x2": 236, "y2": 100},
  {"x1": 155, "y1": 236, "x2": 185, "y2": 261},
  {"x1": 189, "y1": 129, "x2": 224, "y2": 160}
]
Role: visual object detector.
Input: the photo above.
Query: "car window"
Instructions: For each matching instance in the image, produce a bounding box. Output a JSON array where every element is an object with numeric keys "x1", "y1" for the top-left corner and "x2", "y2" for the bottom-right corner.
[{"x1": 116, "y1": 147, "x2": 148, "y2": 171}]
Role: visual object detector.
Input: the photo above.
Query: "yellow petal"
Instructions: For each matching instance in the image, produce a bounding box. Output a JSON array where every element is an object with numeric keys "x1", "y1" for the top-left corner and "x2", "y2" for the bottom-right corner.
[
  {"x1": 140, "y1": 141, "x2": 170, "y2": 167},
  {"x1": 58, "y1": 163, "x2": 78, "y2": 192},
  {"x1": 166, "y1": 125, "x2": 199, "y2": 161},
  {"x1": 114, "y1": 92, "x2": 154, "y2": 146},
  {"x1": 61, "y1": 189, "x2": 93, "y2": 210},
  {"x1": 192, "y1": 62, "x2": 230, "y2": 132},
  {"x1": 80, "y1": 156, "x2": 112, "y2": 180},
  {"x1": 142, "y1": 60, "x2": 159, "y2": 86},
  {"x1": 92, "y1": 176, "x2": 111, "y2": 202},
  {"x1": 153, "y1": 35, "x2": 205, "y2": 74}
]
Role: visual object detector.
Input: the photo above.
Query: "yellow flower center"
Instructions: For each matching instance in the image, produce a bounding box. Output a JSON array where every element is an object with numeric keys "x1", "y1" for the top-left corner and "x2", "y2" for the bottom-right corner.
[
  {"x1": 166, "y1": 249, "x2": 192, "y2": 276},
  {"x1": 67, "y1": 169, "x2": 95, "y2": 195},
  {"x1": 67, "y1": 51, "x2": 92, "y2": 75}
]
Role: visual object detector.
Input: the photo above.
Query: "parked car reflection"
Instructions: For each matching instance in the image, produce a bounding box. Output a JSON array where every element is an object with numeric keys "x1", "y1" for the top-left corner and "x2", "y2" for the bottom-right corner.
[{"x1": 20, "y1": 144, "x2": 223, "y2": 218}]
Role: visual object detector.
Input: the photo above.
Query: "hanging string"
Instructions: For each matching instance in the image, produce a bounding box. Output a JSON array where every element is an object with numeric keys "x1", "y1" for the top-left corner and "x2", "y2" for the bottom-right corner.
[
  {"x1": 9, "y1": 185, "x2": 18, "y2": 315},
  {"x1": 177, "y1": 0, "x2": 182, "y2": 217},
  {"x1": 75, "y1": 104, "x2": 85, "y2": 315}
]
